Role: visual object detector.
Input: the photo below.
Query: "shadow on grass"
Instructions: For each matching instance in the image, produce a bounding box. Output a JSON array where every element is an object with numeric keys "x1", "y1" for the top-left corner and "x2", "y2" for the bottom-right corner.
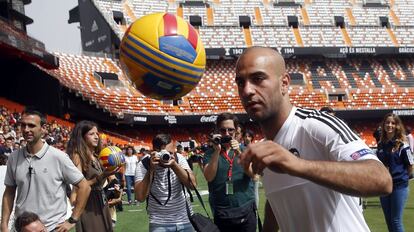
[{"x1": 364, "y1": 203, "x2": 382, "y2": 208}]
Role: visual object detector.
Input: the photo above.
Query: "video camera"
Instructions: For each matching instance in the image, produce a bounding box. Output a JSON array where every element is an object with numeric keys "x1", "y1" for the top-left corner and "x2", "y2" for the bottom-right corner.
[{"x1": 212, "y1": 135, "x2": 232, "y2": 145}]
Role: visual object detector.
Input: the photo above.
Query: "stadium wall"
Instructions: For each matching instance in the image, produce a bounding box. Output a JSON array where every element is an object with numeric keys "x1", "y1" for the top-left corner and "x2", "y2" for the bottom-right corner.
[
  {"x1": 77, "y1": 0, "x2": 120, "y2": 54},
  {"x1": 121, "y1": 109, "x2": 414, "y2": 126},
  {"x1": 63, "y1": 88, "x2": 124, "y2": 125},
  {"x1": 0, "y1": 57, "x2": 63, "y2": 116},
  {"x1": 207, "y1": 46, "x2": 414, "y2": 59}
]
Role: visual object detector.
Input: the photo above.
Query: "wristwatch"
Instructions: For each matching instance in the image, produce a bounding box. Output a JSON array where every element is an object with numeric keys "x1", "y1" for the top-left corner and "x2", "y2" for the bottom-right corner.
[{"x1": 68, "y1": 216, "x2": 79, "y2": 224}]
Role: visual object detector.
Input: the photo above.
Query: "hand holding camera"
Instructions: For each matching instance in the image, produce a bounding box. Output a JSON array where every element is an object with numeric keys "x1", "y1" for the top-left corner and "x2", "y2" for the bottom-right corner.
[
  {"x1": 210, "y1": 134, "x2": 222, "y2": 151},
  {"x1": 151, "y1": 150, "x2": 176, "y2": 168},
  {"x1": 230, "y1": 139, "x2": 241, "y2": 153},
  {"x1": 210, "y1": 134, "x2": 234, "y2": 150},
  {"x1": 213, "y1": 135, "x2": 232, "y2": 145},
  {"x1": 156, "y1": 150, "x2": 173, "y2": 162}
]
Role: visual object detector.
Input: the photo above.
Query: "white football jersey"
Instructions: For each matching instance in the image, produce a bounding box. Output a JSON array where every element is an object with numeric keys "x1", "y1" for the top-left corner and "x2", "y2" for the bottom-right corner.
[{"x1": 263, "y1": 107, "x2": 378, "y2": 232}]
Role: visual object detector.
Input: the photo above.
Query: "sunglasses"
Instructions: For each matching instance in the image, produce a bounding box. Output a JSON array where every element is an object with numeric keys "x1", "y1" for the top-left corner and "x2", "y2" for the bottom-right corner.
[{"x1": 219, "y1": 128, "x2": 236, "y2": 134}]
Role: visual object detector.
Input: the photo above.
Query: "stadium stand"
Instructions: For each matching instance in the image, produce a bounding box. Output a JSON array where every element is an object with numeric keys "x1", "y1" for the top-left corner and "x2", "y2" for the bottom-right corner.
[
  {"x1": 92, "y1": 0, "x2": 127, "y2": 36},
  {"x1": 90, "y1": 0, "x2": 414, "y2": 49},
  {"x1": 130, "y1": 0, "x2": 169, "y2": 17},
  {"x1": 250, "y1": 26, "x2": 297, "y2": 47},
  {"x1": 394, "y1": 27, "x2": 414, "y2": 46},
  {"x1": 299, "y1": 26, "x2": 346, "y2": 47},
  {"x1": 393, "y1": 0, "x2": 414, "y2": 26},
  {"x1": 305, "y1": 1, "x2": 348, "y2": 26},
  {"x1": 3, "y1": 0, "x2": 414, "y2": 149},
  {"x1": 181, "y1": 3, "x2": 208, "y2": 25},
  {"x1": 260, "y1": 5, "x2": 301, "y2": 26},
  {"x1": 41, "y1": 51, "x2": 413, "y2": 117},
  {"x1": 351, "y1": 7, "x2": 389, "y2": 26},
  {"x1": 47, "y1": 53, "x2": 180, "y2": 117},
  {"x1": 199, "y1": 27, "x2": 246, "y2": 48},
  {"x1": 347, "y1": 26, "x2": 394, "y2": 47}
]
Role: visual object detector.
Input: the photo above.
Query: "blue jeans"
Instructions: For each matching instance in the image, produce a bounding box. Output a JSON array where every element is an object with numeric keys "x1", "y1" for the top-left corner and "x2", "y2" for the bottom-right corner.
[
  {"x1": 380, "y1": 186, "x2": 409, "y2": 232},
  {"x1": 125, "y1": 175, "x2": 135, "y2": 202},
  {"x1": 149, "y1": 222, "x2": 194, "y2": 232}
]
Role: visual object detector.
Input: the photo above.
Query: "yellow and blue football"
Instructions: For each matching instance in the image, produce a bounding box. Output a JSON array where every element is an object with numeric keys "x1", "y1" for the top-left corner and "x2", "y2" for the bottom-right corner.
[
  {"x1": 119, "y1": 13, "x2": 206, "y2": 100},
  {"x1": 99, "y1": 146, "x2": 125, "y2": 170}
]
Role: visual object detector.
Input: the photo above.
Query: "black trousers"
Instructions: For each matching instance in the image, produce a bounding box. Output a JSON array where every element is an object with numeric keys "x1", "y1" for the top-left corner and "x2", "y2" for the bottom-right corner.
[{"x1": 214, "y1": 208, "x2": 257, "y2": 232}]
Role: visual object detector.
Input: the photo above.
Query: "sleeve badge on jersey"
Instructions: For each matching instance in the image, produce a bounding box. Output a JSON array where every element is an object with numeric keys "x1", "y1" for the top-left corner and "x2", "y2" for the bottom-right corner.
[{"x1": 350, "y1": 148, "x2": 373, "y2": 160}]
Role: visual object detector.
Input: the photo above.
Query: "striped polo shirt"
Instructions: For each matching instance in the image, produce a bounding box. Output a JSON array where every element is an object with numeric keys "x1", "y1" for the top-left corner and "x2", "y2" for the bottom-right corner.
[{"x1": 135, "y1": 153, "x2": 193, "y2": 224}]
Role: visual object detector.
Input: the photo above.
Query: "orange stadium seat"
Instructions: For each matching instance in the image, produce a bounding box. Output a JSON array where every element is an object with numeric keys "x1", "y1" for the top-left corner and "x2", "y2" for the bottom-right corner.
[{"x1": 40, "y1": 53, "x2": 414, "y2": 116}]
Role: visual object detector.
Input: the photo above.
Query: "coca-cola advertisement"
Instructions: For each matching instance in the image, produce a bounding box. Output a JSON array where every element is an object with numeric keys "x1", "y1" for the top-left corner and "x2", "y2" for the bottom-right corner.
[{"x1": 200, "y1": 115, "x2": 218, "y2": 123}]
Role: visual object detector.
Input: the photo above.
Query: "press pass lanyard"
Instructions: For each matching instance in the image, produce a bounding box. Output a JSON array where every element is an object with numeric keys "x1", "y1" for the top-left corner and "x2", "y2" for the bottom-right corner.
[
  {"x1": 222, "y1": 150, "x2": 236, "y2": 181},
  {"x1": 222, "y1": 150, "x2": 235, "y2": 195}
]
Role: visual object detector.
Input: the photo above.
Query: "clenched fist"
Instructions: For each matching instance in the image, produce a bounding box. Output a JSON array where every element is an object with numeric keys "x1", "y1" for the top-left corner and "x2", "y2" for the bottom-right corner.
[{"x1": 239, "y1": 141, "x2": 302, "y2": 175}]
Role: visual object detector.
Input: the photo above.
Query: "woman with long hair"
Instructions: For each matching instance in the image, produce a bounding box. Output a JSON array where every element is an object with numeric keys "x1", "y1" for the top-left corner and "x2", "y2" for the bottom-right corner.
[
  {"x1": 124, "y1": 145, "x2": 138, "y2": 204},
  {"x1": 67, "y1": 120, "x2": 117, "y2": 232},
  {"x1": 377, "y1": 113, "x2": 413, "y2": 232}
]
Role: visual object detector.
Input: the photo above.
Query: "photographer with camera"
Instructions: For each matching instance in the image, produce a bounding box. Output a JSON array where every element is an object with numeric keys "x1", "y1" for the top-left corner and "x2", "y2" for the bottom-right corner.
[
  {"x1": 103, "y1": 178, "x2": 122, "y2": 228},
  {"x1": 135, "y1": 134, "x2": 196, "y2": 232},
  {"x1": 203, "y1": 113, "x2": 256, "y2": 232}
]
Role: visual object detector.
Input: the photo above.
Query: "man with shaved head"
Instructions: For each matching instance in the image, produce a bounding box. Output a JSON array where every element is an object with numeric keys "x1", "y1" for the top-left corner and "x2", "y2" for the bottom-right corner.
[{"x1": 235, "y1": 47, "x2": 392, "y2": 232}]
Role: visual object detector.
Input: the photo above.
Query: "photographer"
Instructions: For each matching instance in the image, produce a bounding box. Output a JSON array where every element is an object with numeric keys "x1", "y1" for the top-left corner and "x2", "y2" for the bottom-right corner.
[
  {"x1": 203, "y1": 113, "x2": 256, "y2": 232},
  {"x1": 103, "y1": 178, "x2": 122, "y2": 228},
  {"x1": 187, "y1": 147, "x2": 204, "y2": 171},
  {"x1": 134, "y1": 134, "x2": 196, "y2": 232}
]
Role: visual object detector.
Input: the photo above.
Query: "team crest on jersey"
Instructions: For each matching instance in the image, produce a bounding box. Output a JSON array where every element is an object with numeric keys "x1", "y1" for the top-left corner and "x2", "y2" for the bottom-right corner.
[
  {"x1": 289, "y1": 148, "x2": 300, "y2": 157},
  {"x1": 350, "y1": 148, "x2": 373, "y2": 160}
]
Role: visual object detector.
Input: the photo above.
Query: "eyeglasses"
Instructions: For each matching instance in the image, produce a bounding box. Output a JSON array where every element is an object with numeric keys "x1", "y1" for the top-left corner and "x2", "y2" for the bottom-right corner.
[{"x1": 219, "y1": 128, "x2": 236, "y2": 134}]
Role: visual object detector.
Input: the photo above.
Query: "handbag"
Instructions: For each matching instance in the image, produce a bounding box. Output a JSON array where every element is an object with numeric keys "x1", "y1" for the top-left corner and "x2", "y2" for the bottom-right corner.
[
  {"x1": 214, "y1": 201, "x2": 255, "y2": 224},
  {"x1": 183, "y1": 171, "x2": 220, "y2": 232},
  {"x1": 213, "y1": 201, "x2": 262, "y2": 232},
  {"x1": 188, "y1": 213, "x2": 221, "y2": 232}
]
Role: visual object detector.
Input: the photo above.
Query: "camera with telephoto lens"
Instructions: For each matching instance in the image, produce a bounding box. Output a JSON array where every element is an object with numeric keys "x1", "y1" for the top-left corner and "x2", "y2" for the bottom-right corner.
[
  {"x1": 156, "y1": 149, "x2": 172, "y2": 162},
  {"x1": 212, "y1": 135, "x2": 232, "y2": 145}
]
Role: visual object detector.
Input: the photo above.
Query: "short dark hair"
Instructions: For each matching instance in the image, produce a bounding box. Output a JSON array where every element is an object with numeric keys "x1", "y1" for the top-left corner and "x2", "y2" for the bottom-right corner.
[
  {"x1": 243, "y1": 129, "x2": 254, "y2": 138},
  {"x1": 15, "y1": 211, "x2": 42, "y2": 232},
  {"x1": 237, "y1": 124, "x2": 243, "y2": 130},
  {"x1": 152, "y1": 134, "x2": 172, "y2": 151},
  {"x1": 216, "y1": 113, "x2": 239, "y2": 130},
  {"x1": 126, "y1": 145, "x2": 136, "y2": 154},
  {"x1": 22, "y1": 107, "x2": 47, "y2": 126}
]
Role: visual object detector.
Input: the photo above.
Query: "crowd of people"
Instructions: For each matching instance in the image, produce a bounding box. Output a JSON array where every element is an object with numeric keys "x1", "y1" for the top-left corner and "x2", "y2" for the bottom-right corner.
[
  {"x1": 0, "y1": 106, "x2": 72, "y2": 153},
  {"x1": 0, "y1": 47, "x2": 413, "y2": 232}
]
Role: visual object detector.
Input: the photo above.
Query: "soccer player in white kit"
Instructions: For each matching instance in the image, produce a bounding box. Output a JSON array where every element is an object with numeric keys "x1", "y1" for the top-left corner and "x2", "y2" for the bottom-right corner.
[{"x1": 235, "y1": 47, "x2": 392, "y2": 232}]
